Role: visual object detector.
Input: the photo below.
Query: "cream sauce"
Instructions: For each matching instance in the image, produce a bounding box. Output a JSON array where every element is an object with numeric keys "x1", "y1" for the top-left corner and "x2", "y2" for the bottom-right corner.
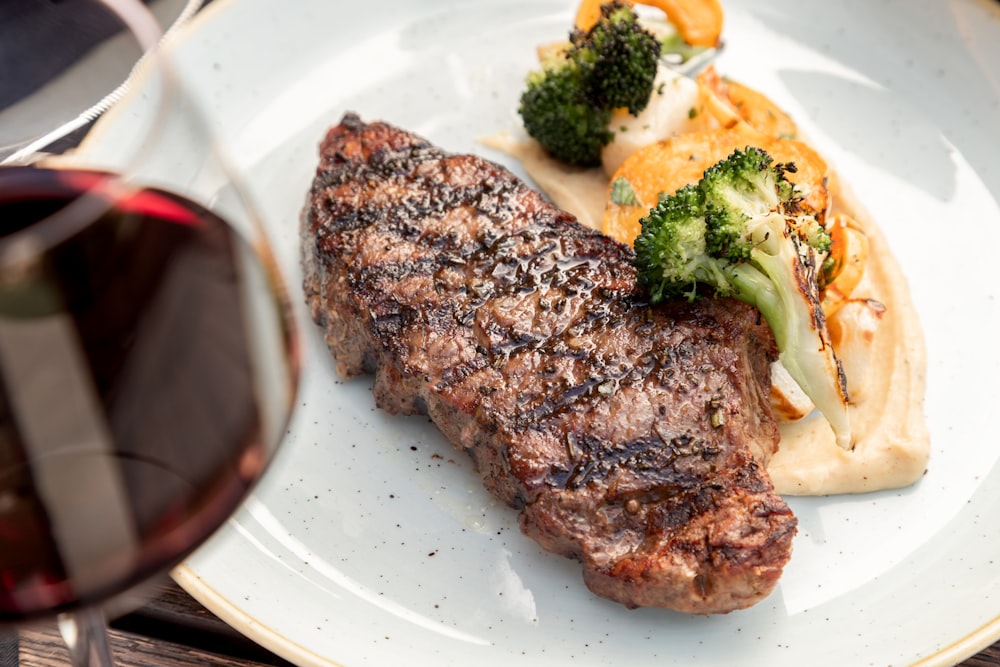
[{"x1": 482, "y1": 134, "x2": 930, "y2": 496}]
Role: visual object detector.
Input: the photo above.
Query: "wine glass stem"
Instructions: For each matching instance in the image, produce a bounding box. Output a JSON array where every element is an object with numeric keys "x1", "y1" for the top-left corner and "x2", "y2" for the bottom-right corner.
[{"x1": 58, "y1": 609, "x2": 115, "y2": 666}]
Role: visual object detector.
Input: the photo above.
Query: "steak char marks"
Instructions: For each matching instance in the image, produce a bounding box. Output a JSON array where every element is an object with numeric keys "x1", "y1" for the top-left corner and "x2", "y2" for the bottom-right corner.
[{"x1": 302, "y1": 113, "x2": 797, "y2": 613}]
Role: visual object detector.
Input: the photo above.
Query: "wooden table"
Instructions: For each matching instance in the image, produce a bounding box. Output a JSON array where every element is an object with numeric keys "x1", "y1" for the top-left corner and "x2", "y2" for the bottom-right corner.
[
  {"x1": 7, "y1": 582, "x2": 290, "y2": 667},
  {"x1": 5, "y1": 581, "x2": 1000, "y2": 666}
]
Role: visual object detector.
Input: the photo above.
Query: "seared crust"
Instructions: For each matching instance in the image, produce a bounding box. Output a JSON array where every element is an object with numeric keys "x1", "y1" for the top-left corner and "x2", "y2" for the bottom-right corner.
[{"x1": 302, "y1": 113, "x2": 796, "y2": 613}]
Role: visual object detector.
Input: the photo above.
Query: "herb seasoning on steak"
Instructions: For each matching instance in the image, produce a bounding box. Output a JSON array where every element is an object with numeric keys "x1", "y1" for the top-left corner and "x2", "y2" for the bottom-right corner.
[{"x1": 301, "y1": 113, "x2": 797, "y2": 613}]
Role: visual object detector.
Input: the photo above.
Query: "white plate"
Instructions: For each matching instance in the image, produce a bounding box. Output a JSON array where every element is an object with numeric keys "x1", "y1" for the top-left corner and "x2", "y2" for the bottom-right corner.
[{"x1": 83, "y1": 0, "x2": 1000, "y2": 665}]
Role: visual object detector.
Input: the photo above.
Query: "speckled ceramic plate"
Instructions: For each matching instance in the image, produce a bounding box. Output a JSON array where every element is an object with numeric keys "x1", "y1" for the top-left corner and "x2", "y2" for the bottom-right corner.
[{"x1": 79, "y1": 0, "x2": 1000, "y2": 665}]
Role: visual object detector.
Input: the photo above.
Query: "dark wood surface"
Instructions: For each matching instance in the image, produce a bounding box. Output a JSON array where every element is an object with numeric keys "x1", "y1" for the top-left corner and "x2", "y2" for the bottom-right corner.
[
  {"x1": 4, "y1": 581, "x2": 1000, "y2": 665},
  {"x1": 8, "y1": 582, "x2": 293, "y2": 667},
  {"x1": 970, "y1": 646, "x2": 1000, "y2": 667}
]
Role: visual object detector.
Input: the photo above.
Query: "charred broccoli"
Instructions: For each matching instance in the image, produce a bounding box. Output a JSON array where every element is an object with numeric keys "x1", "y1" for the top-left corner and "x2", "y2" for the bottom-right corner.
[
  {"x1": 633, "y1": 146, "x2": 851, "y2": 448},
  {"x1": 518, "y1": 1, "x2": 661, "y2": 166},
  {"x1": 519, "y1": 61, "x2": 614, "y2": 167},
  {"x1": 573, "y1": 2, "x2": 663, "y2": 114}
]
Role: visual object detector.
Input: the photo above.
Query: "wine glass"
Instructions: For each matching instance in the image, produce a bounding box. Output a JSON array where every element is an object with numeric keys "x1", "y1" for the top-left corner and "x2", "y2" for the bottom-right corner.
[{"x1": 0, "y1": 1, "x2": 299, "y2": 664}]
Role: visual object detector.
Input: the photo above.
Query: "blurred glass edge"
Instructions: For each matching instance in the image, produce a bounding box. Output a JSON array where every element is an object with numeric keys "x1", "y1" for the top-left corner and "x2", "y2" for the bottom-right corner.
[{"x1": 0, "y1": 0, "x2": 203, "y2": 161}]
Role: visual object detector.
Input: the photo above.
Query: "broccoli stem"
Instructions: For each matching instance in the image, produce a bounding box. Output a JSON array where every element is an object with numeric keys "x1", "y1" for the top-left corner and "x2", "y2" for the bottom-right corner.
[
  {"x1": 633, "y1": 146, "x2": 850, "y2": 448},
  {"x1": 727, "y1": 232, "x2": 851, "y2": 449}
]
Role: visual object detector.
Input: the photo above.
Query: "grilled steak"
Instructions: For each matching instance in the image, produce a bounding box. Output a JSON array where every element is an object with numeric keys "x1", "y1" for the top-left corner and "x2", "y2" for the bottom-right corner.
[{"x1": 301, "y1": 113, "x2": 797, "y2": 613}]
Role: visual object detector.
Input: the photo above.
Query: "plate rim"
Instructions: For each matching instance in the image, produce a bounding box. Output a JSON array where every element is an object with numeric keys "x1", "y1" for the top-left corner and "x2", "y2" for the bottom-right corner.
[
  {"x1": 173, "y1": 564, "x2": 1000, "y2": 667},
  {"x1": 174, "y1": 564, "x2": 339, "y2": 667}
]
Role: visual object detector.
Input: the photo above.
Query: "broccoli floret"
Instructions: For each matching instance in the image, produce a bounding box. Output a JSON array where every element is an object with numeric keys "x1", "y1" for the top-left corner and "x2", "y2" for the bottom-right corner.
[
  {"x1": 518, "y1": 61, "x2": 613, "y2": 166},
  {"x1": 634, "y1": 146, "x2": 851, "y2": 448},
  {"x1": 518, "y1": 2, "x2": 660, "y2": 166},
  {"x1": 571, "y1": 2, "x2": 662, "y2": 115}
]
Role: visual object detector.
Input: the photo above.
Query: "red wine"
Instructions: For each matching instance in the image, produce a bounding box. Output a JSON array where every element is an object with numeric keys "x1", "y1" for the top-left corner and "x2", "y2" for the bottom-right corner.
[{"x1": 0, "y1": 166, "x2": 295, "y2": 622}]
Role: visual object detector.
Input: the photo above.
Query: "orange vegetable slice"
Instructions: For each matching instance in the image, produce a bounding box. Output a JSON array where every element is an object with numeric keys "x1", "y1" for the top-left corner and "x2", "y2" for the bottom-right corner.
[
  {"x1": 603, "y1": 128, "x2": 740, "y2": 244},
  {"x1": 695, "y1": 65, "x2": 742, "y2": 129},
  {"x1": 696, "y1": 66, "x2": 799, "y2": 139},
  {"x1": 574, "y1": 0, "x2": 723, "y2": 47},
  {"x1": 602, "y1": 125, "x2": 829, "y2": 245},
  {"x1": 646, "y1": 0, "x2": 723, "y2": 47},
  {"x1": 725, "y1": 80, "x2": 799, "y2": 139},
  {"x1": 821, "y1": 213, "x2": 870, "y2": 316}
]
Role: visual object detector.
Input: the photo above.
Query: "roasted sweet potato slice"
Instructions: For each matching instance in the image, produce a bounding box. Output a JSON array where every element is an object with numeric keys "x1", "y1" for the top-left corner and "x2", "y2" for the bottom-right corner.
[
  {"x1": 574, "y1": 0, "x2": 723, "y2": 47},
  {"x1": 696, "y1": 66, "x2": 799, "y2": 139},
  {"x1": 602, "y1": 125, "x2": 829, "y2": 245},
  {"x1": 821, "y1": 213, "x2": 870, "y2": 316},
  {"x1": 725, "y1": 80, "x2": 799, "y2": 139}
]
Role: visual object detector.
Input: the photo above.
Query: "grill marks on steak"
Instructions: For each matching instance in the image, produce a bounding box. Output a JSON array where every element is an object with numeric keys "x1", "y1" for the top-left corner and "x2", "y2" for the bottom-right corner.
[{"x1": 302, "y1": 113, "x2": 797, "y2": 613}]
